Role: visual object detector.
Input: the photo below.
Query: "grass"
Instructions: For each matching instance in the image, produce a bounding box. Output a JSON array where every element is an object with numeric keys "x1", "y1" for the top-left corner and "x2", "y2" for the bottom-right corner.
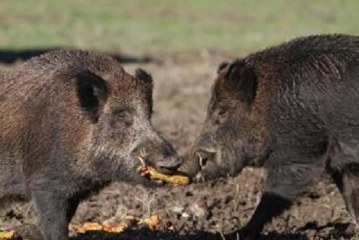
[{"x1": 0, "y1": 0, "x2": 358, "y2": 56}]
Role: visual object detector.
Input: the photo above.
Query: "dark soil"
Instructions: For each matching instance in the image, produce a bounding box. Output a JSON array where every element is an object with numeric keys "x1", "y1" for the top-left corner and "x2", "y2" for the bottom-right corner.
[{"x1": 0, "y1": 51, "x2": 355, "y2": 240}]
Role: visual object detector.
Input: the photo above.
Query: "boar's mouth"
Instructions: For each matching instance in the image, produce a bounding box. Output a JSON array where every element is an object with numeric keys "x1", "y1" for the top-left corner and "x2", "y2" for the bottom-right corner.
[
  {"x1": 188, "y1": 147, "x2": 245, "y2": 182},
  {"x1": 135, "y1": 148, "x2": 183, "y2": 185},
  {"x1": 138, "y1": 149, "x2": 180, "y2": 172},
  {"x1": 136, "y1": 154, "x2": 165, "y2": 185},
  {"x1": 176, "y1": 148, "x2": 219, "y2": 182}
]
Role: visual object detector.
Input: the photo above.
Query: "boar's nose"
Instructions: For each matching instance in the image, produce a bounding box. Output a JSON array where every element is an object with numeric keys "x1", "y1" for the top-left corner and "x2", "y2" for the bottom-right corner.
[
  {"x1": 154, "y1": 156, "x2": 183, "y2": 175},
  {"x1": 195, "y1": 149, "x2": 216, "y2": 168}
]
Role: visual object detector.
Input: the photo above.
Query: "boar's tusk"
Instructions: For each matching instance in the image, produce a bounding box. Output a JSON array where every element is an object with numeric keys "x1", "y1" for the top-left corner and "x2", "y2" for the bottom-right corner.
[
  {"x1": 197, "y1": 153, "x2": 206, "y2": 168},
  {"x1": 199, "y1": 158, "x2": 205, "y2": 168},
  {"x1": 140, "y1": 148, "x2": 149, "y2": 158},
  {"x1": 138, "y1": 148, "x2": 151, "y2": 166},
  {"x1": 138, "y1": 156, "x2": 146, "y2": 166}
]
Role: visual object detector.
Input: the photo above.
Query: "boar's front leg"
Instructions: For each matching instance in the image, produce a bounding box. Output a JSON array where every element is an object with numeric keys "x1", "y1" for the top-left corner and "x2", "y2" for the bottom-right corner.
[
  {"x1": 234, "y1": 151, "x2": 326, "y2": 240},
  {"x1": 31, "y1": 189, "x2": 72, "y2": 240},
  {"x1": 342, "y1": 172, "x2": 359, "y2": 225},
  {"x1": 332, "y1": 170, "x2": 359, "y2": 225},
  {"x1": 235, "y1": 192, "x2": 292, "y2": 239}
]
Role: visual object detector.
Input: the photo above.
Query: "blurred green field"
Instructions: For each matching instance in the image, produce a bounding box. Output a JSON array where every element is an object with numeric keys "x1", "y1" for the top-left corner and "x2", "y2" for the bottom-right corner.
[{"x1": 0, "y1": 0, "x2": 358, "y2": 56}]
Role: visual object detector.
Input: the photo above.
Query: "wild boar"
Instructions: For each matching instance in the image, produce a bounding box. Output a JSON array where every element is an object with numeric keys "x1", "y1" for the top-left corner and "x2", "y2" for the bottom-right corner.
[
  {"x1": 180, "y1": 34, "x2": 359, "y2": 239},
  {"x1": 0, "y1": 50, "x2": 182, "y2": 240}
]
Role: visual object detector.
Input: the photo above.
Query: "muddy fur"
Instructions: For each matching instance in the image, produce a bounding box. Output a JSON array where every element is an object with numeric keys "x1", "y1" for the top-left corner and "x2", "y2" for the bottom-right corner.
[
  {"x1": 0, "y1": 50, "x2": 181, "y2": 240},
  {"x1": 181, "y1": 34, "x2": 359, "y2": 239}
]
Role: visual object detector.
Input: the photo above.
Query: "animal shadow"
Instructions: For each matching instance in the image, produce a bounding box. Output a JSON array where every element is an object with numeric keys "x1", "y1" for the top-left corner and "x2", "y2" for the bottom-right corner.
[{"x1": 70, "y1": 228, "x2": 224, "y2": 240}]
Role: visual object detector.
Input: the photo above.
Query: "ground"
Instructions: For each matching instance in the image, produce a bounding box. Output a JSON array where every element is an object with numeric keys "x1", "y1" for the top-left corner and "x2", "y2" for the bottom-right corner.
[
  {"x1": 0, "y1": 52, "x2": 357, "y2": 240},
  {"x1": 0, "y1": 0, "x2": 358, "y2": 239}
]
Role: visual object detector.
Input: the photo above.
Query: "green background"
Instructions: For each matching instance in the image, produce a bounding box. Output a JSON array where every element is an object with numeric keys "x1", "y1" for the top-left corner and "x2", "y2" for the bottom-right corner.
[{"x1": 0, "y1": 0, "x2": 358, "y2": 56}]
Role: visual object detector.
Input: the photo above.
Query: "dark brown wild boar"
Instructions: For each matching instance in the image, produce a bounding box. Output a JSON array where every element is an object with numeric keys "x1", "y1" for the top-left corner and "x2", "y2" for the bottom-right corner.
[
  {"x1": 180, "y1": 34, "x2": 359, "y2": 239},
  {"x1": 0, "y1": 50, "x2": 182, "y2": 240}
]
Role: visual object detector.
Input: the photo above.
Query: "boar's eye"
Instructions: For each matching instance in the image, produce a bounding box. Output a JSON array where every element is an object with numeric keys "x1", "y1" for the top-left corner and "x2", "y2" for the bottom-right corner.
[
  {"x1": 111, "y1": 108, "x2": 133, "y2": 127},
  {"x1": 213, "y1": 107, "x2": 228, "y2": 125},
  {"x1": 218, "y1": 108, "x2": 227, "y2": 116}
]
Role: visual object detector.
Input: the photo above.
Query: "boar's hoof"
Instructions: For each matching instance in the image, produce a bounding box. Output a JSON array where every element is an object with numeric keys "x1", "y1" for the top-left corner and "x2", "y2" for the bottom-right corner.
[
  {"x1": 342, "y1": 223, "x2": 358, "y2": 238},
  {"x1": 154, "y1": 157, "x2": 182, "y2": 175},
  {"x1": 13, "y1": 224, "x2": 43, "y2": 240}
]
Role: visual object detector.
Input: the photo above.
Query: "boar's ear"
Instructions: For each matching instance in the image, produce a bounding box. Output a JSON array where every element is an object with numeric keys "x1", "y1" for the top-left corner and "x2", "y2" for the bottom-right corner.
[
  {"x1": 76, "y1": 71, "x2": 109, "y2": 123},
  {"x1": 135, "y1": 68, "x2": 153, "y2": 90},
  {"x1": 135, "y1": 68, "x2": 154, "y2": 114},
  {"x1": 217, "y1": 61, "x2": 230, "y2": 74},
  {"x1": 224, "y1": 62, "x2": 257, "y2": 102}
]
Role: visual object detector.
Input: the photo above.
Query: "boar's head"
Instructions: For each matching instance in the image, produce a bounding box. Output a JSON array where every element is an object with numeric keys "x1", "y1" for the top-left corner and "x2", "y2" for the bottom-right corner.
[
  {"x1": 180, "y1": 60, "x2": 271, "y2": 181},
  {"x1": 76, "y1": 67, "x2": 181, "y2": 185}
]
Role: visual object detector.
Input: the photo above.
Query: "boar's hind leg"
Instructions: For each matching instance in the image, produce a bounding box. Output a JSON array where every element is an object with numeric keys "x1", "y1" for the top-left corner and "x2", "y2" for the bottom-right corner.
[
  {"x1": 234, "y1": 161, "x2": 323, "y2": 240},
  {"x1": 332, "y1": 170, "x2": 359, "y2": 224},
  {"x1": 32, "y1": 190, "x2": 71, "y2": 240}
]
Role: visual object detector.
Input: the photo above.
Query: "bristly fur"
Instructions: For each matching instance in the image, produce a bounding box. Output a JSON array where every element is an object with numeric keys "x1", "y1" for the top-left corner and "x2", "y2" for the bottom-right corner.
[
  {"x1": 0, "y1": 49, "x2": 180, "y2": 240},
  {"x1": 185, "y1": 34, "x2": 359, "y2": 240}
]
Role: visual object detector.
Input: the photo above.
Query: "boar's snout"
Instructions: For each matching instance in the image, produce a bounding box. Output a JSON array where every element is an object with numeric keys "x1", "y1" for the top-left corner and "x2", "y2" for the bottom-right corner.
[
  {"x1": 154, "y1": 156, "x2": 183, "y2": 175},
  {"x1": 180, "y1": 141, "x2": 234, "y2": 181},
  {"x1": 176, "y1": 149, "x2": 215, "y2": 179},
  {"x1": 133, "y1": 138, "x2": 182, "y2": 175}
]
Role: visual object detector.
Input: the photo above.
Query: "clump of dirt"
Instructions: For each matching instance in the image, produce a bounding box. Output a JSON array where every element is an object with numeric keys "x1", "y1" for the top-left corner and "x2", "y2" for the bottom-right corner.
[{"x1": 0, "y1": 52, "x2": 354, "y2": 240}]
